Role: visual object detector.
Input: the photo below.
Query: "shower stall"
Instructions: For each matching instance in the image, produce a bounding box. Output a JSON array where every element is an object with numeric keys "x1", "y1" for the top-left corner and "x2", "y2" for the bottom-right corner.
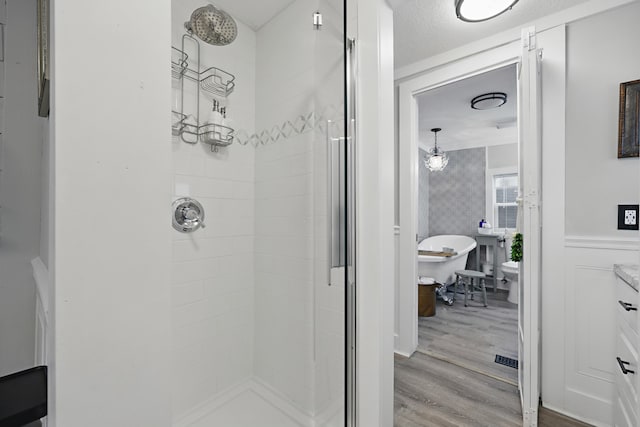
[{"x1": 169, "y1": 1, "x2": 354, "y2": 425}]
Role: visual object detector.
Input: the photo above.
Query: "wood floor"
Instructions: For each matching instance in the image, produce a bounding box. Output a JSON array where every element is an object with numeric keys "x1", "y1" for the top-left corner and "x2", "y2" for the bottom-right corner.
[
  {"x1": 394, "y1": 290, "x2": 591, "y2": 426},
  {"x1": 394, "y1": 352, "x2": 592, "y2": 427},
  {"x1": 418, "y1": 290, "x2": 518, "y2": 383},
  {"x1": 395, "y1": 352, "x2": 522, "y2": 427}
]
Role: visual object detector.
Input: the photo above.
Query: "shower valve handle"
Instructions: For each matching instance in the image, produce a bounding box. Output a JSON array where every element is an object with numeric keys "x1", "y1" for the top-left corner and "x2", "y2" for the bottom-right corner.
[
  {"x1": 172, "y1": 198, "x2": 206, "y2": 233},
  {"x1": 181, "y1": 206, "x2": 205, "y2": 228}
]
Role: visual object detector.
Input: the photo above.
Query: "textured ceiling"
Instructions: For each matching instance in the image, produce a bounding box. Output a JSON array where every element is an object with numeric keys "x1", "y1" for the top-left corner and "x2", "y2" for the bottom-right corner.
[
  {"x1": 417, "y1": 64, "x2": 517, "y2": 151},
  {"x1": 202, "y1": 0, "x2": 297, "y2": 30},
  {"x1": 393, "y1": 0, "x2": 590, "y2": 68}
]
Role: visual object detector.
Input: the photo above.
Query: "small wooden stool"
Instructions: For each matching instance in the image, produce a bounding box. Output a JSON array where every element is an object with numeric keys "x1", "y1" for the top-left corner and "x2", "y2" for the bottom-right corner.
[{"x1": 454, "y1": 270, "x2": 487, "y2": 307}]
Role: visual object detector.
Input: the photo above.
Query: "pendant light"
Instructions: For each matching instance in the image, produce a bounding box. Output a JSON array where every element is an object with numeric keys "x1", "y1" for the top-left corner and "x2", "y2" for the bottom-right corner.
[
  {"x1": 424, "y1": 128, "x2": 448, "y2": 172},
  {"x1": 455, "y1": 0, "x2": 520, "y2": 23}
]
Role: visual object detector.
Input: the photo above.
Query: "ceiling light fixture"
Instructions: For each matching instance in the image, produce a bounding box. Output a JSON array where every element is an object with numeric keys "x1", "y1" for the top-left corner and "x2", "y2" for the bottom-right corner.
[
  {"x1": 455, "y1": 0, "x2": 520, "y2": 23},
  {"x1": 471, "y1": 92, "x2": 508, "y2": 110},
  {"x1": 424, "y1": 128, "x2": 448, "y2": 172}
]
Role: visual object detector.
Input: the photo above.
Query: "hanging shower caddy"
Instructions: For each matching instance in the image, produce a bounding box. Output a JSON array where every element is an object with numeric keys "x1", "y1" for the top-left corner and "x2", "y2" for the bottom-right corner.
[{"x1": 171, "y1": 33, "x2": 236, "y2": 152}]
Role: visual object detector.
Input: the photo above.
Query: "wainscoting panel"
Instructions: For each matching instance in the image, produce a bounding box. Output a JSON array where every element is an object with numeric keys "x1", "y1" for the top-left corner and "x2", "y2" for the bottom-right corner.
[{"x1": 562, "y1": 236, "x2": 639, "y2": 426}]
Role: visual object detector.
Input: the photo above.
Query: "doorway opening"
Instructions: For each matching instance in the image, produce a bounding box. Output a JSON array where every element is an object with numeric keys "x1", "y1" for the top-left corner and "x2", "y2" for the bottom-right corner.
[
  {"x1": 415, "y1": 64, "x2": 520, "y2": 385},
  {"x1": 395, "y1": 35, "x2": 547, "y2": 426}
]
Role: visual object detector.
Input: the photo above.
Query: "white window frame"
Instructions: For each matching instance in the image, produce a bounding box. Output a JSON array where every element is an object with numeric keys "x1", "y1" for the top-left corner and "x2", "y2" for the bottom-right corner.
[{"x1": 485, "y1": 166, "x2": 518, "y2": 233}]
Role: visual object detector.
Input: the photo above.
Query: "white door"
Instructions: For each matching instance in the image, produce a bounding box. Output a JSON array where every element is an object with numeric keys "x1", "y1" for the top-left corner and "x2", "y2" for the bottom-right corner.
[{"x1": 517, "y1": 27, "x2": 542, "y2": 426}]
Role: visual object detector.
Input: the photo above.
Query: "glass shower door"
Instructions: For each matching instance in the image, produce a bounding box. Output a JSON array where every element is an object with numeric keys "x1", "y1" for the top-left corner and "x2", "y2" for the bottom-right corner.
[
  {"x1": 170, "y1": 0, "x2": 352, "y2": 425},
  {"x1": 312, "y1": 1, "x2": 352, "y2": 425}
]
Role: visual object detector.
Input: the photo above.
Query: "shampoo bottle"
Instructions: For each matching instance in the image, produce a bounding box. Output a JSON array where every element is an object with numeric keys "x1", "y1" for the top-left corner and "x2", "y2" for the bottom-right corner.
[{"x1": 209, "y1": 99, "x2": 222, "y2": 126}]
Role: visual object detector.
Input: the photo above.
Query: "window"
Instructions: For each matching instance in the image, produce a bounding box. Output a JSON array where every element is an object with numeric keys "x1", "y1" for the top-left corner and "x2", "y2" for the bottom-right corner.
[{"x1": 493, "y1": 173, "x2": 518, "y2": 229}]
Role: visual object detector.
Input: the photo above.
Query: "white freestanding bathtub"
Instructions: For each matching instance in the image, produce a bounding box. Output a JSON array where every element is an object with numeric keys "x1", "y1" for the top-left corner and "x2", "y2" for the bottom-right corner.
[{"x1": 417, "y1": 235, "x2": 477, "y2": 285}]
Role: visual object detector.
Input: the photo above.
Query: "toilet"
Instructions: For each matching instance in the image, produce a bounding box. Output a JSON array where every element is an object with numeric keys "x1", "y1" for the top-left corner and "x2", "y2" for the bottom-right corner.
[{"x1": 501, "y1": 261, "x2": 519, "y2": 304}]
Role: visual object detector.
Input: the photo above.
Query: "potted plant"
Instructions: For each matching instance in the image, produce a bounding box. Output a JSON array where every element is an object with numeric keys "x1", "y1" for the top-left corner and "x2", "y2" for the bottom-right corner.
[{"x1": 511, "y1": 233, "x2": 523, "y2": 262}]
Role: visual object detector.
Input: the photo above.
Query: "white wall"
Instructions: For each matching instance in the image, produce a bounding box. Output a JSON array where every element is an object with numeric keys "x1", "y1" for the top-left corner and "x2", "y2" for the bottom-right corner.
[
  {"x1": 565, "y1": 3, "x2": 640, "y2": 237},
  {"x1": 487, "y1": 143, "x2": 517, "y2": 169},
  {"x1": 394, "y1": 2, "x2": 640, "y2": 426},
  {"x1": 50, "y1": 0, "x2": 173, "y2": 424},
  {"x1": 354, "y1": 0, "x2": 395, "y2": 425},
  {"x1": 0, "y1": 0, "x2": 43, "y2": 377},
  {"x1": 543, "y1": 3, "x2": 640, "y2": 424},
  {"x1": 170, "y1": 0, "x2": 257, "y2": 418}
]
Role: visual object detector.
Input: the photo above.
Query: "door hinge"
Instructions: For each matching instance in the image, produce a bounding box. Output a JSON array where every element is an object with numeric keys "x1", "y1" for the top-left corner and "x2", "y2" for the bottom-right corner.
[
  {"x1": 313, "y1": 11, "x2": 323, "y2": 30},
  {"x1": 523, "y1": 29, "x2": 536, "y2": 51},
  {"x1": 524, "y1": 189, "x2": 540, "y2": 210}
]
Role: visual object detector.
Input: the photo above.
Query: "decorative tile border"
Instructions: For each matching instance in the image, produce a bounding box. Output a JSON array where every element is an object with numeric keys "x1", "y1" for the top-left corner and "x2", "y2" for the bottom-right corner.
[{"x1": 235, "y1": 104, "x2": 343, "y2": 148}]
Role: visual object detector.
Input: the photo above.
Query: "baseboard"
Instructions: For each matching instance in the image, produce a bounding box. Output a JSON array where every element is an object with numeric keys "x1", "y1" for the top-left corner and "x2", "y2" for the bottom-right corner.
[
  {"x1": 394, "y1": 348, "x2": 414, "y2": 358},
  {"x1": 541, "y1": 402, "x2": 608, "y2": 427}
]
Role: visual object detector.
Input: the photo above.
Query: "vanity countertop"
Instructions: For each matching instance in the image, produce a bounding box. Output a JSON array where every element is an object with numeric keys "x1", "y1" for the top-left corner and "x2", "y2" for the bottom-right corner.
[{"x1": 614, "y1": 264, "x2": 639, "y2": 292}]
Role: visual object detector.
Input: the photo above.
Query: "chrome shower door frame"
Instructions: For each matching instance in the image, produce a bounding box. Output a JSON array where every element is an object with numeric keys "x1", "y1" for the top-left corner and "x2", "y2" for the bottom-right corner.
[
  {"x1": 345, "y1": 36, "x2": 357, "y2": 427},
  {"x1": 328, "y1": 19, "x2": 357, "y2": 426}
]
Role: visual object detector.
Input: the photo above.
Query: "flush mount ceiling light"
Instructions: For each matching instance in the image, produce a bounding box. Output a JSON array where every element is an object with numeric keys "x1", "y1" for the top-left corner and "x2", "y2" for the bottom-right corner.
[
  {"x1": 471, "y1": 92, "x2": 508, "y2": 110},
  {"x1": 455, "y1": 0, "x2": 520, "y2": 23},
  {"x1": 424, "y1": 128, "x2": 449, "y2": 172}
]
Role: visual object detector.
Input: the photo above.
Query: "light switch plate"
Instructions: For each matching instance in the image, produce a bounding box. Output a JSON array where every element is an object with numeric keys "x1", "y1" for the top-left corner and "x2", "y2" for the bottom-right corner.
[{"x1": 618, "y1": 204, "x2": 639, "y2": 230}]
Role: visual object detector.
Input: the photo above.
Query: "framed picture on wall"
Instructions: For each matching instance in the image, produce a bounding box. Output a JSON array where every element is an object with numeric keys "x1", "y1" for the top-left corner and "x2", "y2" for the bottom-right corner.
[
  {"x1": 37, "y1": 0, "x2": 49, "y2": 117},
  {"x1": 618, "y1": 79, "x2": 640, "y2": 158}
]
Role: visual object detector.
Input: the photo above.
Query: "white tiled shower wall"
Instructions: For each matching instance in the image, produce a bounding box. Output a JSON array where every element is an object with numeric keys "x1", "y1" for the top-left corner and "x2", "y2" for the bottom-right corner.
[
  {"x1": 254, "y1": 0, "x2": 317, "y2": 414},
  {"x1": 311, "y1": 0, "x2": 347, "y2": 417},
  {"x1": 254, "y1": 0, "x2": 345, "y2": 419},
  {"x1": 171, "y1": 0, "x2": 256, "y2": 418},
  {"x1": 171, "y1": 0, "x2": 345, "y2": 421}
]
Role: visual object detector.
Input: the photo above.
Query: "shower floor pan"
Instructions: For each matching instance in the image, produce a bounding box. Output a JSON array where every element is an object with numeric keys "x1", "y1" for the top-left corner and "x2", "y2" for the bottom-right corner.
[
  {"x1": 187, "y1": 389, "x2": 301, "y2": 427},
  {"x1": 175, "y1": 379, "x2": 344, "y2": 427}
]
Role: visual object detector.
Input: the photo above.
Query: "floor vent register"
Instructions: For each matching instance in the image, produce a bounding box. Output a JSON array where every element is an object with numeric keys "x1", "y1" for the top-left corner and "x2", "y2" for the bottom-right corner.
[{"x1": 494, "y1": 355, "x2": 518, "y2": 369}]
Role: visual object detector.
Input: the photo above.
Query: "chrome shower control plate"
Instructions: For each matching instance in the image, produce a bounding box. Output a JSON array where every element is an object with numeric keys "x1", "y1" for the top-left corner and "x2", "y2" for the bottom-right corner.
[{"x1": 172, "y1": 198, "x2": 206, "y2": 233}]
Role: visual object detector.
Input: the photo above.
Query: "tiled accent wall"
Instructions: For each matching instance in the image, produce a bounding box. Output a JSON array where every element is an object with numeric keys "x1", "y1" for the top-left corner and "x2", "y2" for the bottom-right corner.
[
  {"x1": 418, "y1": 148, "x2": 429, "y2": 239},
  {"x1": 428, "y1": 147, "x2": 486, "y2": 238},
  {"x1": 171, "y1": 1, "x2": 257, "y2": 418}
]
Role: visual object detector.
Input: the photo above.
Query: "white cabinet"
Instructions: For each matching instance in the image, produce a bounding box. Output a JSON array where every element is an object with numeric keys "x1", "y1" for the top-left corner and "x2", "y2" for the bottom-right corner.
[{"x1": 614, "y1": 269, "x2": 639, "y2": 427}]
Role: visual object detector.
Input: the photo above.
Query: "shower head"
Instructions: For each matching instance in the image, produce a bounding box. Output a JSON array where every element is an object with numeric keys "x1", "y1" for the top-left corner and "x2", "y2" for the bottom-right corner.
[{"x1": 185, "y1": 4, "x2": 237, "y2": 46}]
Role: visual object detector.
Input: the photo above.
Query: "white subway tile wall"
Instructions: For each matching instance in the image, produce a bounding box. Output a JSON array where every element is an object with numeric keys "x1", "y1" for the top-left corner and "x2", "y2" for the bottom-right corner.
[
  {"x1": 253, "y1": 1, "x2": 317, "y2": 414},
  {"x1": 171, "y1": 0, "x2": 256, "y2": 419},
  {"x1": 171, "y1": 0, "x2": 345, "y2": 422}
]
